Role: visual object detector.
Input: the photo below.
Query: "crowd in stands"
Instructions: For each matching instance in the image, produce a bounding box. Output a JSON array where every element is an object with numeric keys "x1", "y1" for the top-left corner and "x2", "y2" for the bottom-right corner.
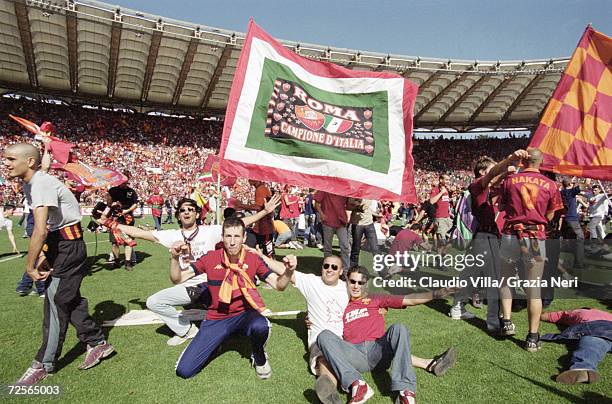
[{"x1": 0, "y1": 98, "x2": 608, "y2": 213}]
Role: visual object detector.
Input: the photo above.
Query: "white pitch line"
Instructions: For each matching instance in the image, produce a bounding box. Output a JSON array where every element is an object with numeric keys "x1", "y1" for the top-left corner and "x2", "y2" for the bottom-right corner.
[{"x1": 0, "y1": 240, "x2": 109, "y2": 264}]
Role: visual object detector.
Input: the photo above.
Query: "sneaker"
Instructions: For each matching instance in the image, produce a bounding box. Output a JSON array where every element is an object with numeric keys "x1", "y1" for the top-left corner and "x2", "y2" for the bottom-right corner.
[
  {"x1": 471, "y1": 293, "x2": 482, "y2": 309},
  {"x1": 39, "y1": 293, "x2": 45, "y2": 299},
  {"x1": 449, "y1": 303, "x2": 476, "y2": 320},
  {"x1": 349, "y1": 380, "x2": 374, "y2": 404},
  {"x1": 396, "y1": 389, "x2": 416, "y2": 404},
  {"x1": 556, "y1": 368, "x2": 600, "y2": 384},
  {"x1": 315, "y1": 374, "x2": 343, "y2": 404},
  {"x1": 525, "y1": 334, "x2": 541, "y2": 352},
  {"x1": 601, "y1": 252, "x2": 612, "y2": 261},
  {"x1": 252, "y1": 354, "x2": 272, "y2": 379},
  {"x1": 16, "y1": 287, "x2": 33, "y2": 296},
  {"x1": 78, "y1": 342, "x2": 115, "y2": 370},
  {"x1": 500, "y1": 320, "x2": 516, "y2": 336},
  {"x1": 167, "y1": 324, "x2": 198, "y2": 346},
  {"x1": 425, "y1": 347, "x2": 456, "y2": 376},
  {"x1": 125, "y1": 262, "x2": 134, "y2": 272},
  {"x1": 316, "y1": 243, "x2": 324, "y2": 249},
  {"x1": 16, "y1": 360, "x2": 49, "y2": 385}
]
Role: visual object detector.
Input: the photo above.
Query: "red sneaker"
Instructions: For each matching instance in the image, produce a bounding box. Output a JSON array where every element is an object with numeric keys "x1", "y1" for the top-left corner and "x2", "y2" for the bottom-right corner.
[
  {"x1": 16, "y1": 361, "x2": 49, "y2": 385},
  {"x1": 396, "y1": 389, "x2": 416, "y2": 404},
  {"x1": 348, "y1": 380, "x2": 374, "y2": 404},
  {"x1": 78, "y1": 342, "x2": 115, "y2": 370}
]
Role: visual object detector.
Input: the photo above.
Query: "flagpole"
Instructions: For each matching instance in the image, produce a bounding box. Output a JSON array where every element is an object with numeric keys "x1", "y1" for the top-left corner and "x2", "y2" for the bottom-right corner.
[{"x1": 216, "y1": 169, "x2": 221, "y2": 225}]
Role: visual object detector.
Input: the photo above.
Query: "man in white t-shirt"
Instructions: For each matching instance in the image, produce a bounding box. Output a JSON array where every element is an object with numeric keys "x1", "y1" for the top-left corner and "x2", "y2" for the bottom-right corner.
[
  {"x1": 290, "y1": 256, "x2": 456, "y2": 404},
  {"x1": 0, "y1": 204, "x2": 19, "y2": 254},
  {"x1": 587, "y1": 185, "x2": 610, "y2": 252},
  {"x1": 95, "y1": 194, "x2": 280, "y2": 345}
]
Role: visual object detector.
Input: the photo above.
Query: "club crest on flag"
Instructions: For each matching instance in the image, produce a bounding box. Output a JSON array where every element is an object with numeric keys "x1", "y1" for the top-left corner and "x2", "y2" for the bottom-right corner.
[{"x1": 264, "y1": 79, "x2": 374, "y2": 155}]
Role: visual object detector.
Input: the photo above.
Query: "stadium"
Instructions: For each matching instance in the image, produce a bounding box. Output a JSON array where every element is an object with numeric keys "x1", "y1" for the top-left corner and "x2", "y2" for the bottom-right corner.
[{"x1": 0, "y1": 0, "x2": 610, "y2": 403}]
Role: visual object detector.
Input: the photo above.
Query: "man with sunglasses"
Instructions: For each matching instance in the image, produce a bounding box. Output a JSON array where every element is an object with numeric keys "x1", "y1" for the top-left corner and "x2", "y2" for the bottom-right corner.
[
  {"x1": 289, "y1": 259, "x2": 455, "y2": 404},
  {"x1": 316, "y1": 266, "x2": 455, "y2": 404},
  {"x1": 93, "y1": 195, "x2": 280, "y2": 346}
]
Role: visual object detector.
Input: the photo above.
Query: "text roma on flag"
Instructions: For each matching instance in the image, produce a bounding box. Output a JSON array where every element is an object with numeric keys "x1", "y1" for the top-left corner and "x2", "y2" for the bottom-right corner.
[{"x1": 219, "y1": 20, "x2": 418, "y2": 203}]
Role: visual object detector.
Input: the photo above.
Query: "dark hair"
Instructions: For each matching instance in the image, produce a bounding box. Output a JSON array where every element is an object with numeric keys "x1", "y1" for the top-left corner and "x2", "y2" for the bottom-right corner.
[
  {"x1": 389, "y1": 225, "x2": 403, "y2": 237},
  {"x1": 174, "y1": 198, "x2": 202, "y2": 225},
  {"x1": 222, "y1": 216, "x2": 246, "y2": 235},
  {"x1": 346, "y1": 265, "x2": 370, "y2": 282},
  {"x1": 410, "y1": 223, "x2": 422, "y2": 231},
  {"x1": 473, "y1": 156, "x2": 496, "y2": 178},
  {"x1": 3, "y1": 204, "x2": 16, "y2": 210},
  {"x1": 223, "y1": 207, "x2": 237, "y2": 220}
]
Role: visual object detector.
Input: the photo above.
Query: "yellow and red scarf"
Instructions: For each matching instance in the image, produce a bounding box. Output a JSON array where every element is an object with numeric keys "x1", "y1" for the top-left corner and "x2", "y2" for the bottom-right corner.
[{"x1": 218, "y1": 249, "x2": 267, "y2": 313}]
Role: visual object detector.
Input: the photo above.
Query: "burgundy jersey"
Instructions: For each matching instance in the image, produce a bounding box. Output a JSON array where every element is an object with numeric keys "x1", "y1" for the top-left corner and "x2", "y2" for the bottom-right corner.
[
  {"x1": 500, "y1": 168, "x2": 563, "y2": 238},
  {"x1": 343, "y1": 294, "x2": 404, "y2": 344}
]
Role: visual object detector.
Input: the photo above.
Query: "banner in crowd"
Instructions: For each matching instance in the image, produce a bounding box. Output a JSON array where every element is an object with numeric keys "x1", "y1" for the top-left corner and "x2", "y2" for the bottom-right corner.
[
  {"x1": 529, "y1": 26, "x2": 611, "y2": 180},
  {"x1": 62, "y1": 162, "x2": 127, "y2": 190},
  {"x1": 219, "y1": 20, "x2": 418, "y2": 203},
  {"x1": 199, "y1": 154, "x2": 236, "y2": 187}
]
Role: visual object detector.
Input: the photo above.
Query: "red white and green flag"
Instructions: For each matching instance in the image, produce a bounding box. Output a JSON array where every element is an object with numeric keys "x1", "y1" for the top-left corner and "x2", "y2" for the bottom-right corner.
[{"x1": 219, "y1": 20, "x2": 418, "y2": 203}]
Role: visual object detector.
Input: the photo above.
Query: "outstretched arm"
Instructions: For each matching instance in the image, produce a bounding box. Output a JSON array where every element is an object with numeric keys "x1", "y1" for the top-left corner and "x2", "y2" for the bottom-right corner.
[
  {"x1": 242, "y1": 194, "x2": 281, "y2": 227},
  {"x1": 402, "y1": 287, "x2": 457, "y2": 306}
]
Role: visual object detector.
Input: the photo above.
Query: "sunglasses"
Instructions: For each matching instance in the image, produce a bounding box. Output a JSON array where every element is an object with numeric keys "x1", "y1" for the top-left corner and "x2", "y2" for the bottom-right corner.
[
  {"x1": 322, "y1": 263, "x2": 339, "y2": 270},
  {"x1": 348, "y1": 279, "x2": 367, "y2": 286},
  {"x1": 179, "y1": 207, "x2": 197, "y2": 213}
]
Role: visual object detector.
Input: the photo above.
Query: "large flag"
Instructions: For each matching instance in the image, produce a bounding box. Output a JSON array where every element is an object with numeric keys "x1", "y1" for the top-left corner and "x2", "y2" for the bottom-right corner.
[
  {"x1": 10, "y1": 114, "x2": 75, "y2": 164},
  {"x1": 199, "y1": 154, "x2": 236, "y2": 187},
  {"x1": 529, "y1": 26, "x2": 611, "y2": 180},
  {"x1": 10, "y1": 114, "x2": 127, "y2": 189},
  {"x1": 219, "y1": 20, "x2": 418, "y2": 203}
]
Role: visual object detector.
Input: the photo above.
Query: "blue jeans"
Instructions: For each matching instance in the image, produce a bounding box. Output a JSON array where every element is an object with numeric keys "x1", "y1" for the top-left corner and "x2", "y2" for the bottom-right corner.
[
  {"x1": 317, "y1": 324, "x2": 416, "y2": 392},
  {"x1": 571, "y1": 336, "x2": 611, "y2": 371},
  {"x1": 176, "y1": 310, "x2": 271, "y2": 378},
  {"x1": 304, "y1": 214, "x2": 320, "y2": 245},
  {"x1": 153, "y1": 215, "x2": 162, "y2": 231},
  {"x1": 350, "y1": 223, "x2": 379, "y2": 267},
  {"x1": 16, "y1": 271, "x2": 46, "y2": 294},
  {"x1": 274, "y1": 230, "x2": 293, "y2": 247}
]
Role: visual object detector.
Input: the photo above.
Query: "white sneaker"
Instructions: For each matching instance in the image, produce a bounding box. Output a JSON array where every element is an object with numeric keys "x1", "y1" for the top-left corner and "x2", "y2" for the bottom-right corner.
[
  {"x1": 167, "y1": 324, "x2": 198, "y2": 346},
  {"x1": 601, "y1": 252, "x2": 612, "y2": 261},
  {"x1": 449, "y1": 302, "x2": 476, "y2": 320},
  {"x1": 252, "y1": 354, "x2": 272, "y2": 379}
]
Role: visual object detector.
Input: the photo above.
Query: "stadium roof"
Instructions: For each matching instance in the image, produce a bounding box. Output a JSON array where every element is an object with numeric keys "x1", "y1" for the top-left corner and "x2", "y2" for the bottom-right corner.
[{"x1": 0, "y1": 0, "x2": 570, "y2": 131}]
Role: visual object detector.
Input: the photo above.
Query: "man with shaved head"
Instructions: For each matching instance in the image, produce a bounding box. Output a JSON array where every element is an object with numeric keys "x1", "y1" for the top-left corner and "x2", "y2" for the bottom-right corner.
[
  {"x1": 497, "y1": 148, "x2": 564, "y2": 352},
  {"x1": 4, "y1": 143, "x2": 114, "y2": 385}
]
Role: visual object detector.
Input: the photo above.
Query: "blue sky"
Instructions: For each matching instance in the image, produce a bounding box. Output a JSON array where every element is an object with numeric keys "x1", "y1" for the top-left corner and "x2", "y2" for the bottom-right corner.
[{"x1": 116, "y1": 0, "x2": 610, "y2": 60}]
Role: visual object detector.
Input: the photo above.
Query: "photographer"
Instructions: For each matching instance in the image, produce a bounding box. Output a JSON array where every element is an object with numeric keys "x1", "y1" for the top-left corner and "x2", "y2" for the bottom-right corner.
[{"x1": 106, "y1": 171, "x2": 138, "y2": 271}]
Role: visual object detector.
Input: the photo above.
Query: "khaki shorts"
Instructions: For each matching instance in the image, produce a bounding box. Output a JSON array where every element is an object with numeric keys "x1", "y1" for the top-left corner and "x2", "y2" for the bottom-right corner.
[{"x1": 435, "y1": 217, "x2": 453, "y2": 239}]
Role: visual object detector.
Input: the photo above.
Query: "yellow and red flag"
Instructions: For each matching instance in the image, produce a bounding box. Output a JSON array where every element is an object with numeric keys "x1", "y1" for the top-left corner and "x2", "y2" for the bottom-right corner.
[{"x1": 529, "y1": 26, "x2": 611, "y2": 180}]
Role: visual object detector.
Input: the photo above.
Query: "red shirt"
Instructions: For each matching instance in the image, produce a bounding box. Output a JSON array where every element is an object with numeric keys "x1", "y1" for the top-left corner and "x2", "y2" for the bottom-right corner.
[
  {"x1": 430, "y1": 187, "x2": 450, "y2": 218},
  {"x1": 343, "y1": 294, "x2": 405, "y2": 344},
  {"x1": 280, "y1": 193, "x2": 300, "y2": 219},
  {"x1": 547, "y1": 309, "x2": 612, "y2": 326},
  {"x1": 500, "y1": 169, "x2": 563, "y2": 238},
  {"x1": 469, "y1": 177, "x2": 499, "y2": 236},
  {"x1": 313, "y1": 191, "x2": 348, "y2": 228},
  {"x1": 389, "y1": 229, "x2": 423, "y2": 255},
  {"x1": 147, "y1": 195, "x2": 164, "y2": 217},
  {"x1": 191, "y1": 249, "x2": 272, "y2": 320},
  {"x1": 253, "y1": 184, "x2": 273, "y2": 235}
]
